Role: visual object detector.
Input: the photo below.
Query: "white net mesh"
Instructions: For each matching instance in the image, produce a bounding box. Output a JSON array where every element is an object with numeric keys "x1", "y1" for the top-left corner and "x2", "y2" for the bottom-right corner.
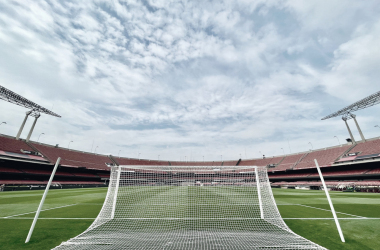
[{"x1": 53, "y1": 166, "x2": 326, "y2": 249}]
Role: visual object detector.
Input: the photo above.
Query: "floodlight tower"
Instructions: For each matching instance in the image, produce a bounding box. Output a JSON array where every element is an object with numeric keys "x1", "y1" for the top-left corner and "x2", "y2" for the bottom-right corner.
[
  {"x1": 322, "y1": 90, "x2": 380, "y2": 143},
  {"x1": 0, "y1": 85, "x2": 61, "y2": 141}
]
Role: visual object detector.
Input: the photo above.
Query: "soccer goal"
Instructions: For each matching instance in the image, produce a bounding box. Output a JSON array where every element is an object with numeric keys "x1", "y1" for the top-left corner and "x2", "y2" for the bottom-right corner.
[{"x1": 53, "y1": 166, "x2": 326, "y2": 249}]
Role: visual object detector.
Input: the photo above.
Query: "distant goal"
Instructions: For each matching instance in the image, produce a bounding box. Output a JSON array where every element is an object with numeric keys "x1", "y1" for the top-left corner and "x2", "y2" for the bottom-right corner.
[{"x1": 53, "y1": 165, "x2": 326, "y2": 249}]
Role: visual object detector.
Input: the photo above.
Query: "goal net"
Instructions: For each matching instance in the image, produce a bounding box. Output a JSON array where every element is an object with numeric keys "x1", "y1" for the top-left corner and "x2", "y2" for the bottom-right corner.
[{"x1": 53, "y1": 166, "x2": 326, "y2": 249}]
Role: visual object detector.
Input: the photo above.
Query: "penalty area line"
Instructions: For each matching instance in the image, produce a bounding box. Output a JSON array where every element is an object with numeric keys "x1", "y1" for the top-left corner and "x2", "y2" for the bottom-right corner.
[
  {"x1": 294, "y1": 204, "x2": 367, "y2": 218},
  {"x1": 1, "y1": 204, "x2": 77, "y2": 218}
]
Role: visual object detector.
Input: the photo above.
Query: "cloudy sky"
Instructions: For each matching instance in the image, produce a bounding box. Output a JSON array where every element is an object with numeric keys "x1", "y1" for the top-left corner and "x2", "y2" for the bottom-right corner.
[{"x1": 1, "y1": 0, "x2": 380, "y2": 161}]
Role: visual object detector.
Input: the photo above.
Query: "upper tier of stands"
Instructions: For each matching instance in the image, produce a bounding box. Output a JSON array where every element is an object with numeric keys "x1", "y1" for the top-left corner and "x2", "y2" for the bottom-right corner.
[
  {"x1": 31, "y1": 143, "x2": 112, "y2": 170},
  {"x1": 294, "y1": 145, "x2": 352, "y2": 170},
  {"x1": 0, "y1": 135, "x2": 47, "y2": 161},
  {"x1": 114, "y1": 157, "x2": 169, "y2": 166},
  {"x1": 169, "y1": 161, "x2": 223, "y2": 166},
  {"x1": 346, "y1": 138, "x2": 380, "y2": 156},
  {"x1": 0, "y1": 135, "x2": 34, "y2": 153},
  {"x1": 239, "y1": 156, "x2": 283, "y2": 167},
  {"x1": 271, "y1": 153, "x2": 304, "y2": 171}
]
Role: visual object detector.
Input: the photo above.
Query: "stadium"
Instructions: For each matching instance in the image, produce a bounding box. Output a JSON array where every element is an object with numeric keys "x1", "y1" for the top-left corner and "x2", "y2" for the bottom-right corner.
[{"x1": 1, "y1": 1, "x2": 380, "y2": 250}]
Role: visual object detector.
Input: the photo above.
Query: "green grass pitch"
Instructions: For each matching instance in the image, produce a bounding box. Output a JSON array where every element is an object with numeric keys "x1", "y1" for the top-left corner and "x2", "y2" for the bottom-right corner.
[{"x1": 0, "y1": 187, "x2": 379, "y2": 250}]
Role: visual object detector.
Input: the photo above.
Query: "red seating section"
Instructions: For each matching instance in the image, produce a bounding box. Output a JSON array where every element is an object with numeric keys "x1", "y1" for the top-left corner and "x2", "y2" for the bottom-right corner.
[
  {"x1": 365, "y1": 168, "x2": 380, "y2": 175},
  {"x1": 31, "y1": 143, "x2": 111, "y2": 170},
  {"x1": 274, "y1": 153, "x2": 304, "y2": 171},
  {"x1": 347, "y1": 138, "x2": 380, "y2": 156},
  {"x1": 170, "y1": 161, "x2": 223, "y2": 166},
  {"x1": 223, "y1": 160, "x2": 239, "y2": 166},
  {"x1": 308, "y1": 169, "x2": 370, "y2": 177},
  {"x1": 294, "y1": 145, "x2": 352, "y2": 170},
  {"x1": 272, "y1": 180, "x2": 380, "y2": 187},
  {"x1": 0, "y1": 135, "x2": 34, "y2": 153},
  {"x1": 114, "y1": 158, "x2": 169, "y2": 166},
  {"x1": 239, "y1": 156, "x2": 283, "y2": 167}
]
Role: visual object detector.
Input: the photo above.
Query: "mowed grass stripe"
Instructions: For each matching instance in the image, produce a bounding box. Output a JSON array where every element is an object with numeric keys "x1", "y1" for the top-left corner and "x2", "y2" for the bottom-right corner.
[{"x1": 0, "y1": 187, "x2": 380, "y2": 250}]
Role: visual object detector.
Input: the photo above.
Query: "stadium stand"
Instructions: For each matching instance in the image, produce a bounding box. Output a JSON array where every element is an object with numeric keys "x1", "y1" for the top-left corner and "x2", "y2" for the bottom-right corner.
[
  {"x1": 347, "y1": 138, "x2": 380, "y2": 156},
  {"x1": 1, "y1": 132, "x2": 380, "y2": 191},
  {"x1": 223, "y1": 160, "x2": 239, "y2": 166},
  {"x1": 294, "y1": 145, "x2": 352, "y2": 170},
  {"x1": 112, "y1": 157, "x2": 169, "y2": 166},
  {"x1": 0, "y1": 135, "x2": 35, "y2": 153},
  {"x1": 268, "y1": 173, "x2": 311, "y2": 179},
  {"x1": 239, "y1": 156, "x2": 283, "y2": 167},
  {"x1": 31, "y1": 142, "x2": 112, "y2": 170},
  {"x1": 271, "y1": 153, "x2": 305, "y2": 171},
  {"x1": 169, "y1": 161, "x2": 223, "y2": 166},
  {"x1": 308, "y1": 169, "x2": 370, "y2": 177},
  {"x1": 365, "y1": 168, "x2": 380, "y2": 175},
  {"x1": 0, "y1": 135, "x2": 48, "y2": 161}
]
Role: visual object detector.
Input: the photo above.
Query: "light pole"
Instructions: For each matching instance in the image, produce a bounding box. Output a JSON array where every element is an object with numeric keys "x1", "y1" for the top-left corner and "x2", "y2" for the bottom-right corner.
[
  {"x1": 281, "y1": 148, "x2": 285, "y2": 155},
  {"x1": 68, "y1": 140, "x2": 73, "y2": 150},
  {"x1": 375, "y1": 125, "x2": 380, "y2": 129},
  {"x1": 138, "y1": 153, "x2": 141, "y2": 160},
  {"x1": 259, "y1": 151, "x2": 262, "y2": 158},
  {"x1": 221, "y1": 155, "x2": 223, "y2": 161},
  {"x1": 308, "y1": 142, "x2": 313, "y2": 151},
  {"x1": 118, "y1": 150, "x2": 121, "y2": 158},
  {"x1": 37, "y1": 133, "x2": 45, "y2": 143},
  {"x1": 287, "y1": 139, "x2": 292, "y2": 153},
  {"x1": 185, "y1": 156, "x2": 187, "y2": 162},
  {"x1": 0, "y1": 122, "x2": 6, "y2": 126},
  {"x1": 158, "y1": 155, "x2": 160, "y2": 161},
  {"x1": 203, "y1": 156, "x2": 204, "y2": 162},
  {"x1": 334, "y1": 136, "x2": 341, "y2": 146},
  {"x1": 94, "y1": 146, "x2": 98, "y2": 154},
  {"x1": 240, "y1": 153, "x2": 242, "y2": 159}
]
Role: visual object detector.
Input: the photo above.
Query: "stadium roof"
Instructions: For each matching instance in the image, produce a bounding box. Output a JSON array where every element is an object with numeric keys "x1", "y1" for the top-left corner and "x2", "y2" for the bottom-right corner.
[
  {"x1": 0, "y1": 85, "x2": 61, "y2": 117},
  {"x1": 322, "y1": 90, "x2": 380, "y2": 120}
]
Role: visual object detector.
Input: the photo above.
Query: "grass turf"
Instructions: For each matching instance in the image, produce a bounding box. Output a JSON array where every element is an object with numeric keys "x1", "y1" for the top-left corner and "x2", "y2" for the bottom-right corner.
[{"x1": 0, "y1": 187, "x2": 379, "y2": 249}]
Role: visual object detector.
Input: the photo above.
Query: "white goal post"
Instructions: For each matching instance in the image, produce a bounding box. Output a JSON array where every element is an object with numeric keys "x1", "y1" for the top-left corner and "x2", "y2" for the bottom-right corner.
[{"x1": 53, "y1": 165, "x2": 326, "y2": 250}]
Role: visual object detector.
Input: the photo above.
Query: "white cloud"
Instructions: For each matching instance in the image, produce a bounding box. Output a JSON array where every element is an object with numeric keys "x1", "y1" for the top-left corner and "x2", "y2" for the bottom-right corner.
[{"x1": 0, "y1": 0, "x2": 380, "y2": 161}]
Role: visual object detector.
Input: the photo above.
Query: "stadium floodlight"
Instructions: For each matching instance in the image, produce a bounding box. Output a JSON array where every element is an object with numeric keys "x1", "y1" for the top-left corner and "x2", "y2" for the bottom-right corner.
[
  {"x1": 0, "y1": 122, "x2": 6, "y2": 125},
  {"x1": 322, "y1": 90, "x2": 380, "y2": 120},
  {"x1": 52, "y1": 165, "x2": 326, "y2": 249},
  {"x1": 0, "y1": 85, "x2": 61, "y2": 117},
  {"x1": 308, "y1": 142, "x2": 313, "y2": 150},
  {"x1": 68, "y1": 141, "x2": 73, "y2": 150},
  {"x1": 0, "y1": 85, "x2": 61, "y2": 141},
  {"x1": 94, "y1": 146, "x2": 98, "y2": 154},
  {"x1": 118, "y1": 150, "x2": 121, "y2": 158},
  {"x1": 281, "y1": 148, "x2": 285, "y2": 155},
  {"x1": 375, "y1": 125, "x2": 380, "y2": 129}
]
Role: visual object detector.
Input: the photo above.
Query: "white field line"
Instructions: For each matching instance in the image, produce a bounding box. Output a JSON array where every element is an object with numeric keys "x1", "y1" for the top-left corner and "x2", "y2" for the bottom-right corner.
[
  {"x1": 1, "y1": 204, "x2": 77, "y2": 218},
  {"x1": 293, "y1": 204, "x2": 367, "y2": 218},
  {"x1": 1, "y1": 217, "x2": 379, "y2": 220}
]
